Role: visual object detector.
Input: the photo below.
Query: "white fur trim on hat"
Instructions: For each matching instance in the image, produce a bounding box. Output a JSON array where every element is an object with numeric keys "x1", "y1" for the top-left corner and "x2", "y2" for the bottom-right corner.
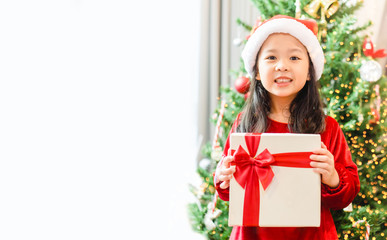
[{"x1": 241, "y1": 18, "x2": 325, "y2": 80}]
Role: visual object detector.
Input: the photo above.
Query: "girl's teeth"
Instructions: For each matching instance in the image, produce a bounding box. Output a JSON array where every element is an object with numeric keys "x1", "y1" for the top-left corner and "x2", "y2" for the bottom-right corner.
[{"x1": 276, "y1": 79, "x2": 291, "y2": 83}]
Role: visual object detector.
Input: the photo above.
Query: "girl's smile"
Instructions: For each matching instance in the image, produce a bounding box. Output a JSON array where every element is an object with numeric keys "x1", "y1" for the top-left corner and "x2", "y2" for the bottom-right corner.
[{"x1": 274, "y1": 76, "x2": 292, "y2": 86}]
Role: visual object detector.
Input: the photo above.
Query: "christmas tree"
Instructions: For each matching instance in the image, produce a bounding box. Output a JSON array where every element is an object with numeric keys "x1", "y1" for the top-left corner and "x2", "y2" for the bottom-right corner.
[{"x1": 188, "y1": 0, "x2": 387, "y2": 239}]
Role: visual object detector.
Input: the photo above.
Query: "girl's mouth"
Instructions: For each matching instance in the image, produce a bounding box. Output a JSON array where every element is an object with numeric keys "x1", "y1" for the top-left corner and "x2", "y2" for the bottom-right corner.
[{"x1": 274, "y1": 78, "x2": 292, "y2": 83}]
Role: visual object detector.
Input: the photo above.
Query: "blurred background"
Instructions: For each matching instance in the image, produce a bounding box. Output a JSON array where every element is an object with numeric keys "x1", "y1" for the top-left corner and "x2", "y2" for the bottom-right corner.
[{"x1": 0, "y1": 0, "x2": 385, "y2": 239}]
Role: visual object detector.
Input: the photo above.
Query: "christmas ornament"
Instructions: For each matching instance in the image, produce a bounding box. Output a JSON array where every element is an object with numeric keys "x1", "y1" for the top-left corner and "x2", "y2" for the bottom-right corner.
[
  {"x1": 360, "y1": 37, "x2": 385, "y2": 82},
  {"x1": 212, "y1": 100, "x2": 226, "y2": 150},
  {"x1": 359, "y1": 60, "x2": 382, "y2": 82},
  {"x1": 369, "y1": 84, "x2": 381, "y2": 124},
  {"x1": 352, "y1": 219, "x2": 370, "y2": 240},
  {"x1": 358, "y1": 113, "x2": 364, "y2": 122},
  {"x1": 304, "y1": 0, "x2": 339, "y2": 38},
  {"x1": 211, "y1": 145, "x2": 223, "y2": 161},
  {"x1": 203, "y1": 214, "x2": 216, "y2": 230},
  {"x1": 362, "y1": 37, "x2": 387, "y2": 58},
  {"x1": 343, "y1": 203, "x2": 353, "y2": 212},
  {"x1": 233, "y1": 25, "x2": 243, "y2": 46},
  {"x1": 197, "y1": 182, "x2": 208, "y2": 199},
  {"x1": 304, "y1": 0, "x2": 339, "y2": 19},
  {"x1": 244, "y1": 92, "x2": 250, "y2": 101},
  {"x1": 203, "y1": 201, "x2": 222, "y2": 230},
  {"x1": 369, "y1": 107, "x2": 380, "y2": 124},
  {"x1": 233, "y1": 38, "x2": 243, "y2": 46},
  {"x1": 234, "y1": 76, "x2": 250, "y2": 94},
  {"x1": 363, "y1": 38, "x2": 374, "y2": 57},
  {"x1": 199, "y1": 158, "x2": 212, "y2": 171}
]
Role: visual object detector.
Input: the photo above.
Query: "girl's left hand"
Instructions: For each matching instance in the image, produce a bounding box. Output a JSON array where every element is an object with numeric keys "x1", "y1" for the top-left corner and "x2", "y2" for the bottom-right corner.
[{"x1": 310, "y1": 142, "x2": 340, "y2": 188}]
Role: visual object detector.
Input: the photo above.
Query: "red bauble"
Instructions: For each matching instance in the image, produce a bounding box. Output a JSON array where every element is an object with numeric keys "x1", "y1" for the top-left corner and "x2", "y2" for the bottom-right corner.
[
  {"x1": 244, "y1": 92, "x2": 250, "y2": 101},
  {"x1": 234, "y1": 76, "x2": 250, "y2": 94}
]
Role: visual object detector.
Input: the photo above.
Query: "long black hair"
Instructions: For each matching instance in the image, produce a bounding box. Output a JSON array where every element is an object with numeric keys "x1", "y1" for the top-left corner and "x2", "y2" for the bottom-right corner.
[{"x1": 236, "y1": 57, "x2": 326, "y2": 134}]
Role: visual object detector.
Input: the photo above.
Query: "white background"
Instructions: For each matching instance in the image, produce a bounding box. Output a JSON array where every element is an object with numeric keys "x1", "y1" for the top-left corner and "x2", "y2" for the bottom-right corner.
[{"x1": 0, "y1": 0, "x2": 202, "y2": 239}]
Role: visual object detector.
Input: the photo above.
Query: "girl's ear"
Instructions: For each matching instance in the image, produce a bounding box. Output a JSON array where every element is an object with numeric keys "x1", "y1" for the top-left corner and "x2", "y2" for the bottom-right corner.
[
  {"x1": 306, "y1": 73, "x2": 311, "y2": 81},
  {"x1": 255, "y1": 73, "x2": 261, "y2": 81}
]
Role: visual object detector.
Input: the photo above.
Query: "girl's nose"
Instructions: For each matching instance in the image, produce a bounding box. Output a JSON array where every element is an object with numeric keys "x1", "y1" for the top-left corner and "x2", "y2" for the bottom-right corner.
[{"x1": 275, "y1": 59, "x2": 288, "y2": 71}]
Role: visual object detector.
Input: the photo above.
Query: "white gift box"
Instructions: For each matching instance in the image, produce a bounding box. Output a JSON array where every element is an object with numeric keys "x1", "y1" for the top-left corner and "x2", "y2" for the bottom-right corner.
[{"x1": 229, "y1": 133, "x2": 321, "y2": 227}]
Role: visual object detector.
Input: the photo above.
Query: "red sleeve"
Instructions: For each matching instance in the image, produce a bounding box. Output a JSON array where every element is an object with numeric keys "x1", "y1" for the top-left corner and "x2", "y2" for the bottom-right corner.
[
  {"x1": 320, "y1": 116, "x2": 360, "y2": 210},
  {"x1": 213, "y1": 113, "x2": 242, "y2": 201}
]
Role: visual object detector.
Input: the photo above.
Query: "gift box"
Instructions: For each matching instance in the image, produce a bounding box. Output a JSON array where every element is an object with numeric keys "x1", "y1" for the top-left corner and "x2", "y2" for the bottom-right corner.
[{"x1": 229, "y1": 133, "x2": 321, "y2": 227}]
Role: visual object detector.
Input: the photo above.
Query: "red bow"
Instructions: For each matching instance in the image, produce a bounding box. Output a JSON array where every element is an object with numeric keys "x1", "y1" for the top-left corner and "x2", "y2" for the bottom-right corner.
[
  {"x1": 363, "y1": 37, "x2": 387, "y2": 59},
  {"x1": 233, "y1": 146, "x2": 275, "y2": 190}
]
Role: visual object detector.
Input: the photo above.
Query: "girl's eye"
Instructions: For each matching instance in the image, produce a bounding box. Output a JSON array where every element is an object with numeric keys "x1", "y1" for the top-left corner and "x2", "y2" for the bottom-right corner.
[
  {"x1": 290, "y1": 56, "x2": 300, "y2": 60},
  {"x1": 266, "y1": 56, "x2": 276, "y2": 60}
]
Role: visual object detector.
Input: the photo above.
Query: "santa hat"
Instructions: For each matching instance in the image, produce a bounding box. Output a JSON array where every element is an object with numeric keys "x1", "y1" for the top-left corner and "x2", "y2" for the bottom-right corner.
[{"x1": 242, "y1": 15, "x2": 325, "y2": 80}]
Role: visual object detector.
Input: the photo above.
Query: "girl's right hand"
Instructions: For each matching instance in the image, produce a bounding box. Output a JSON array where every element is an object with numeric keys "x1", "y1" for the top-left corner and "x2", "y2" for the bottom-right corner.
[{"x1": 215, "y1": 151, "x2": 236, "y2": 189}]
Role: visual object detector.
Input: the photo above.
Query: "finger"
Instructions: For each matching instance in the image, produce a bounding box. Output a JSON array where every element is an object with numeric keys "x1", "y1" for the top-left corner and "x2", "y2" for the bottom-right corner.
[
  {"x1": 215, "y1": 174, "x2": 220, "y2": 184},
  {"x1": 321, "y1": 142, "x2": 327, "y2": 149},
  {"x1": 218, "y1": 174, "x2": 233, "y2": 182},
  {"x1": 220, "y1": 166, "x2": 236, "y2": 175},
  {"x1": 223, "y1": 156, "x2": 234, "y2": 168},
  {"x1": 310, "y1": 154, "x2": 330, "y2": 162},
  {"x1": 223, "y1": 156, "x2": 234, "y2": 163},
  {"x1": 312, "y1": 148, "x2": 330, "y2": 155},
  {"x1": 217, "y1": 174, "x2": 226, "y2": 182},
  {"x1": 312, "y1": 149, "x2": 334, "y2": 161},
  {"x1": 312, "y1": 168, "x2": 329, "y2": 176},
  {"x1": 228, "y1": 148, "x2": 232, "y2": 156},
  {"x1": 220, "y1": 180, "x2": 229, "y2": 189},
  {"x1": 310, "y1": 161, "x2": 330, "y2": 170}
]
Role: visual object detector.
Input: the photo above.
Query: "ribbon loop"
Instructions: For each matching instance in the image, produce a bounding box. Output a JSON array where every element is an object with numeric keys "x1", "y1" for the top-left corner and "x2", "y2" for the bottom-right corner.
[
  {"x1": 254, "y1": 148, "x2": 275, "y2": 167},
  {"x1": 233, "y1": 146, "x2": 275, "y2": 190}
]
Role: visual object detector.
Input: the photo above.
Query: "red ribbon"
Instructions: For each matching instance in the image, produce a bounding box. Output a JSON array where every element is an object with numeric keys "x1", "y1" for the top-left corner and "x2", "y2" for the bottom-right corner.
[{"x1": 231, "y1": 134, "x2": 313, "y2": 226}]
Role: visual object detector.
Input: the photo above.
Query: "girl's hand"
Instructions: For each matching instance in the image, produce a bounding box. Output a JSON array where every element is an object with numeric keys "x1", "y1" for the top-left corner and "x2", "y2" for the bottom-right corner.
[
  {"x1": 215, "y1": 150, "x2": 236, "y2": 189},
  {"x1": 309, "y1": 142, "x2": 340, "y2": 188}
]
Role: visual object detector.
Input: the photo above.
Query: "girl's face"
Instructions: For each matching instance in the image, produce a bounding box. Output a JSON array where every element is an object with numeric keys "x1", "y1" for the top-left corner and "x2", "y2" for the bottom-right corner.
[{"x1": 256, "y1": 33, "x2": 310, "y2": 103}]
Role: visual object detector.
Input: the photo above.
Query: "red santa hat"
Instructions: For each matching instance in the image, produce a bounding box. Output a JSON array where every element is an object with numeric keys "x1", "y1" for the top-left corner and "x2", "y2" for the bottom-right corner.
[{"x1": 242, "y1": 15, "x2": 325, "y2": 80}]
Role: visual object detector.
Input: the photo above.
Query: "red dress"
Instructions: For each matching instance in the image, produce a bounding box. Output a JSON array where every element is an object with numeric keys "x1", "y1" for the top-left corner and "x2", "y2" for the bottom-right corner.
[{"x1": 215, "y1": 115, "x2": 360, "y2": 240}]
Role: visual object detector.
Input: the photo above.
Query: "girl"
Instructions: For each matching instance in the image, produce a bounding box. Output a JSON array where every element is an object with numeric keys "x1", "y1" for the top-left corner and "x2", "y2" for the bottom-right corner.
[{"x1": 214, "y1": 15, "x2": 360, "y2": 240}]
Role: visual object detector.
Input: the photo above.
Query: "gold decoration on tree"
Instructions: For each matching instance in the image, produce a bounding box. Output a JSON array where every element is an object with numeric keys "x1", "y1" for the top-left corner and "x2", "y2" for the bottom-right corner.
[{"x1": 304, "y1": 0, "x2": 340, "y2": 38}]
